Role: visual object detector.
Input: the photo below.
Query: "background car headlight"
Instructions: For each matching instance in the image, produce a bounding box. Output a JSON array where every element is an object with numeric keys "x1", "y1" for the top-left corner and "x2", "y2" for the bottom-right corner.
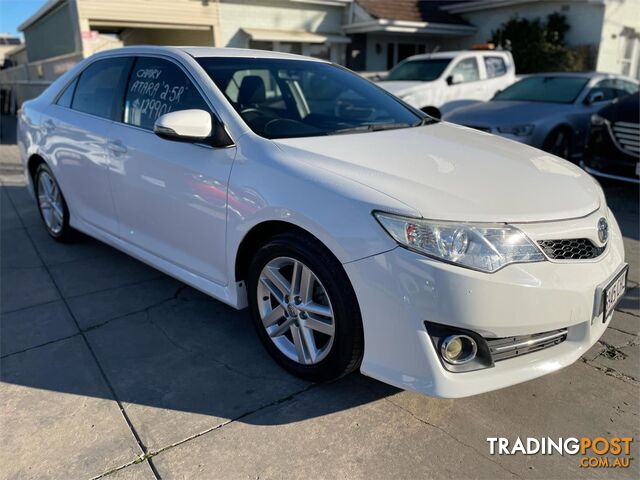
[
  {"x1": 497, "y1": 124, "x2": 534, "y2": 136},
  {"x1": 375, "y1": 212, "x2": 545, "y2": 272},
  {"x1": 590, "y1": 114, "x2": 606, "y2": 126}
]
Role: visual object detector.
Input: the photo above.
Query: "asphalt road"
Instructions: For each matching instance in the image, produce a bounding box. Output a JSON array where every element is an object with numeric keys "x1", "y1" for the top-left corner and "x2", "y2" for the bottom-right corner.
[{"x1": 1, "y1": 137, "x2": 638, "y2": 479}]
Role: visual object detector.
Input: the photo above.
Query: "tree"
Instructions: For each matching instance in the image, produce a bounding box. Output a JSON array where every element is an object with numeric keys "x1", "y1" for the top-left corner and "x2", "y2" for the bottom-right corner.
[{"x1": 490, "y1": 13, "x2": 580, "y2": 73}]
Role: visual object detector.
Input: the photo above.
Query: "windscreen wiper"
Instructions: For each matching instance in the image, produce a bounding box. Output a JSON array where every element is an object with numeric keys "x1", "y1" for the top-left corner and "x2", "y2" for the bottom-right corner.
[
  {"x1": 413, "y1": 115, "x2": 439, "y2": 127},
  {"x1": 330, "y1": 122, "x2": 412, "y2": 135}
]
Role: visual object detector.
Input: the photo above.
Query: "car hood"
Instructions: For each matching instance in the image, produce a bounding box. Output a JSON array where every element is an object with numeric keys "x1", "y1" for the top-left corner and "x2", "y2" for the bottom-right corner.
[
  {"x1": 273, "y1": 123, "x2": 600, "y2": 223},
  {"x1": 377, "y1": 81, "x2": 429, "y2": 97},
  {"x1": 444, "y1": 100, "x2": 570, "y2": 126}
]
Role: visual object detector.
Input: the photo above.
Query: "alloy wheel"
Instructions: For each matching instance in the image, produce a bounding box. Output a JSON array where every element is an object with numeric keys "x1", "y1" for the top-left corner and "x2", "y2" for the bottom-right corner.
[
  {"x1": 37, "y1": 171, "x2": 64, "y2": 235},
  {"x1": 257, "y1": 256, "x2": 335, "y2": 365},
  {"x1": 551, "y1": 131, "x2": 569, "y2": 159}
]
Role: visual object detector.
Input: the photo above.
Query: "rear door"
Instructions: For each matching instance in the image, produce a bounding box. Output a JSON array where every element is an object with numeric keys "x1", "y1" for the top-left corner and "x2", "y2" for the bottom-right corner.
[
  {"x1": 41, "y1": 56, "x2": 133, "y2": 236},
  {"x1": 482, "y1": 54, "x2": 512, "y2": 98},
  {"x1": 106, "y1": 55, "x2": 236, "y2": 285}
]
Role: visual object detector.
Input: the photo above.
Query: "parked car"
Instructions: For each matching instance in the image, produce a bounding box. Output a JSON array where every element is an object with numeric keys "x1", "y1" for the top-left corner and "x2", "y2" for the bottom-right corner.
[
  {"x1": 19, "y1": 47, "x2": 627, "y2": 398},
  {"x1": 443, "y1": 73, "x2": 639, "y2": 161},
  {"x1": 582, "y1": 92, "x2": 639, "y2": 184},
  {"x1": 376, "y1": 50, "x2": 515, "y2": 118}
]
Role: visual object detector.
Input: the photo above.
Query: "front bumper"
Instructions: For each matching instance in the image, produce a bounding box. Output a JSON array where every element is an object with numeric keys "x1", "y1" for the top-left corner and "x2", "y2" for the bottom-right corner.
[{"x1": 345, "y1": 208, "x2": 625, "y2": 398}]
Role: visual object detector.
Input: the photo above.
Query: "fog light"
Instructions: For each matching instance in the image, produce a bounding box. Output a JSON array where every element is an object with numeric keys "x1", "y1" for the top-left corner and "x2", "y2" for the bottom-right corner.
[{"x1": 440, "y1": 335, "x2": 477, "y2": 365}]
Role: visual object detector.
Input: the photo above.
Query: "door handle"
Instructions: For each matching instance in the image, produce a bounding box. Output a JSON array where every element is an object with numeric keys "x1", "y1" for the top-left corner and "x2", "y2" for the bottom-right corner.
[{"x1": 107, "y1": 140, "x2": 128, "y2": 156}]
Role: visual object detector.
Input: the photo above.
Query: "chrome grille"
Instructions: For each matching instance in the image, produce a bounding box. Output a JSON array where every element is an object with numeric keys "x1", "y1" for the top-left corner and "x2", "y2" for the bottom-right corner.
[
  {"x1": 487, "y1": 328, "x2": 568, "y2": 362},
  {"x1": 537, "y1": 238, "x2": 605, "y2": 260},
  {"x1": 611, "y1": 121, "x2": 639, "y2": 157}
]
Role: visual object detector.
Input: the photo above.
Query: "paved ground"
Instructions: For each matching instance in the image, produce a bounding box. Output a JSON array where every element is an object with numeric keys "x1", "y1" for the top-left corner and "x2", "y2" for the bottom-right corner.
[{"x1": 0, "y1": 134, "x2": 638, "y2": 479}]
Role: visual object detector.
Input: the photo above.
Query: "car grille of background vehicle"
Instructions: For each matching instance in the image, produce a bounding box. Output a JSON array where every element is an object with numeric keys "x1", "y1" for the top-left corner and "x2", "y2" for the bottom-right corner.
[{"x1": 611, "y1": 121, "x2": 640, "y2": 156}]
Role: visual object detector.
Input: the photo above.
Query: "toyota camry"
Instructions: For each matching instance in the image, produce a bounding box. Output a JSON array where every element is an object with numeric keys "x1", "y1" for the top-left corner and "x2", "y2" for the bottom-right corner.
[{"x1": 18, "y1": 47, "x2": 627, "y2": 398}]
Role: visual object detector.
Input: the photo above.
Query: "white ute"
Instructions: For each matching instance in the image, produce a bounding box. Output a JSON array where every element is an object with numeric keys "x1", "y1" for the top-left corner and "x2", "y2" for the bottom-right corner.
[{"x1": 377, "y1": 50, "x2": 515, "y2": 118}]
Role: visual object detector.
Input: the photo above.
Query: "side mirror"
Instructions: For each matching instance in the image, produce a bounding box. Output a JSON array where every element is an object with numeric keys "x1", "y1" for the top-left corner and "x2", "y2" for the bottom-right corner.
[
  {"x1": 446, "y1": 73, "x2": 464, "y2": 86},
  {"x1": 154, "y1": 109, "x2": 212, "y2": 142},
  {"x1": 585, "y1": 91, "x2": 605, "y2": 105}
]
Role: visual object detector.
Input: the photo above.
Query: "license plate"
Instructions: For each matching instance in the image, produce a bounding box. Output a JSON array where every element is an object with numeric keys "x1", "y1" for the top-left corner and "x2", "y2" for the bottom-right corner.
[{"x1": 602, "y1": 266, "x2": 628, "y2": 321}]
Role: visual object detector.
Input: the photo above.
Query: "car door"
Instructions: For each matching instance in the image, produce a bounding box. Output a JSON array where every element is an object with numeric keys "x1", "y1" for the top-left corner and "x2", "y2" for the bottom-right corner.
[
  {"x1": 482, "y1": 55, "x2": 511, "y2": 98},
  {"x1": 106, "y1": 55, "x2": 236, "y2": 285},
  {"x1": 444, "y1": 57, "x2": 485, "y2": 104},
  {"x1": 41, "y1": 57, "x2": 133, "y2": 236}
]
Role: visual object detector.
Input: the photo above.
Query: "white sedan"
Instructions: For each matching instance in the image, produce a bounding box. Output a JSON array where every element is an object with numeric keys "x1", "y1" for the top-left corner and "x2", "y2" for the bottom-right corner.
[{"x1": 18, "y1": 46, "x2": 626, "y2": 398}]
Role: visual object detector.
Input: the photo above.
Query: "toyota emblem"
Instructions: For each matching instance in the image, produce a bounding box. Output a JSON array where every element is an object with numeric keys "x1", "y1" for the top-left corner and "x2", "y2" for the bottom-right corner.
[{"x1": 597, "y1": 217, "x2": 608, "y2": 244}]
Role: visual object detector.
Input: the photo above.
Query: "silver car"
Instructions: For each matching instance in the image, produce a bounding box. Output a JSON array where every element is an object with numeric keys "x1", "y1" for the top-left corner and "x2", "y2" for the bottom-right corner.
[{"x1": 443, "y1": 73, "x2": 639, "y2": 161}]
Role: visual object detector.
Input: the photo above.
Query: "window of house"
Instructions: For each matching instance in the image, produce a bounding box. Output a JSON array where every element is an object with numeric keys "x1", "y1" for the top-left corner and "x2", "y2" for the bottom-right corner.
[
  {"x1": 484, "y1": 56, "x2": 507, "y2": 78},
  {"x1": 620, "y1": 34, "x2": 638, "y2": 77},
  {"x1": 450, "y1": 58, "x2": 480, "y2": 83},
  {"x1": 71, "y1": 57, "x2": 132, "y2": 120},
  {"x1": 398, "y1": 44, "x2": 417, "y2": 64},
  {"x1": 124, "y1": 57, "x2": 209, "y2": 130}
]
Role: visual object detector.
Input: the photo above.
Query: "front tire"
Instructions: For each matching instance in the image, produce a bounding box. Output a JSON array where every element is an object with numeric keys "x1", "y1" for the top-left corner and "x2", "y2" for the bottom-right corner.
[
  {"x1": 35, "y1": 163, "x2": 75, "y2": 242},
  {"x1": 544, "y1": 128, "x2": 572, "y2": 160},
  {"x1": 247, "y1": 231, "x2": 364, "y2": 382}
]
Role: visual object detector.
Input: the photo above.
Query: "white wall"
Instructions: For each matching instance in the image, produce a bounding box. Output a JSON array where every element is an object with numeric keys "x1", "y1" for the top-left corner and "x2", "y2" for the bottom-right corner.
[
  {"x1": 218, "y1": 0, "x2": 345, "y2": 48},
  {"x1": 449, "y1": 1, "x2": 606, "y2": 50},
  {"x1": 596, "y1": 0, "x2": 640, "y2": 77}
]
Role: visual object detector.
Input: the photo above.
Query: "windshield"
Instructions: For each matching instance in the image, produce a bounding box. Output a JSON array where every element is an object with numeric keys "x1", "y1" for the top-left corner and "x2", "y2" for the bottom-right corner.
[
  {"x1": 386, "y1": 58, "x2": 451, "y2": 81},
  {"x1": 197, "y1": 58, "x2": 425, "y2": 139},
  {"x1": 493, "y1": 76, "x2": 589, "y2": 104}
]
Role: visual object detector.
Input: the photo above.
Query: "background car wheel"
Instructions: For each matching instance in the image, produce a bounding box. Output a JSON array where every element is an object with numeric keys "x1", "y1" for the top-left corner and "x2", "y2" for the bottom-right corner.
[
  {"x1": 544, "y1": 128, "x2": 572, "y2": 160},
  {"x1": 35, "y1": 163, "x2": 75, "y2": 242},
  {"x1": 247, "y1": 231, "x2": 364, "y2": 382}
]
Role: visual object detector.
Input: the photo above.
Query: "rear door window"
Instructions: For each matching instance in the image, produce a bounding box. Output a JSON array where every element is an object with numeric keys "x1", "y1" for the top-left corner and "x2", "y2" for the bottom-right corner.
[
  {"x1": 56, "y1": 77, "x2": 78, "y2": 108},
  {"x1": 71, "y1": 57, "x2": 133, "y2": 120},
  {"x1": 484, "y1": 56, "x2": 507, "y2": 78},
  {"x1": 124, "y1": 57, "x2": 210, "y2": 130}
]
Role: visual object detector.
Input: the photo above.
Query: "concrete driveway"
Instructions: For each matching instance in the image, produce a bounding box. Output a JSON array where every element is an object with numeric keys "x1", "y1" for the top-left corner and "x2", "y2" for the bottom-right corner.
[{"x1": 1, "y1": 139, "x2": 638, "y2": 479}]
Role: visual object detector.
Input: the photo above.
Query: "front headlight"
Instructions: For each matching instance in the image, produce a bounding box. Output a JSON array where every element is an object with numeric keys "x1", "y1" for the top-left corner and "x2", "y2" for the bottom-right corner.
[
  {"x1": 374, "y1": 212, "x2": 545, "y2": 272},
  {"x1": 590, "y1": 114, "x2": 606, "y2": 126},
  {"x1": 497, "y1": 124, "x2": 534, "y2": 136}
]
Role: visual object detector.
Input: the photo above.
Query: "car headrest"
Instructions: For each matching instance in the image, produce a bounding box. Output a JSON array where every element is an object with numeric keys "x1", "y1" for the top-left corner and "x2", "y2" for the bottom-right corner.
[{"x1": 238, "y1": 75, "x2": 266, "y2": 106}]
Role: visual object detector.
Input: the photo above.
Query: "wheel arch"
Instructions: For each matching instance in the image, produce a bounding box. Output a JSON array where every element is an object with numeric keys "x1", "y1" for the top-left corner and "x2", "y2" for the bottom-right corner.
[
  {"x1": 27, "y1": 153, "x2": 47, "y2": 184},
  {"x1": 234, "y1": 220, "x2": 332, "y2": 284}
]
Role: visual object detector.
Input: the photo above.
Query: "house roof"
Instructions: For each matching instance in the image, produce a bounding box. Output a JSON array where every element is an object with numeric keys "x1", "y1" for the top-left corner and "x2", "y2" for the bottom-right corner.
[{"x1": 355, "y1": 0, "x2": 471, "y2": 25}]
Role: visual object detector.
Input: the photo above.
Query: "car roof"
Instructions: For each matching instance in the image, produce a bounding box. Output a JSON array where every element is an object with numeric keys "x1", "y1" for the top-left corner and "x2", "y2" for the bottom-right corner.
[
  {"x1": 520, "y1": 71, "x2": 638, "y2": 80},
  {"x1": 404, "y1": 50, "x2": 509, "y2": 61},
  {"x1": 91, "y1": 45, "x2": 327, "y2": 62}
]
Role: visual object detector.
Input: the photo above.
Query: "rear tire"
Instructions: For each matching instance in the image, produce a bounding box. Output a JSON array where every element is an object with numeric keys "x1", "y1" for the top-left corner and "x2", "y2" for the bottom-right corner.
[
  {"x1": 34, "y1": 163, "x2": 75, "y2": 242},
  {"x1": 247, "y1": 231, "x2": 364, "y2": 382}
]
